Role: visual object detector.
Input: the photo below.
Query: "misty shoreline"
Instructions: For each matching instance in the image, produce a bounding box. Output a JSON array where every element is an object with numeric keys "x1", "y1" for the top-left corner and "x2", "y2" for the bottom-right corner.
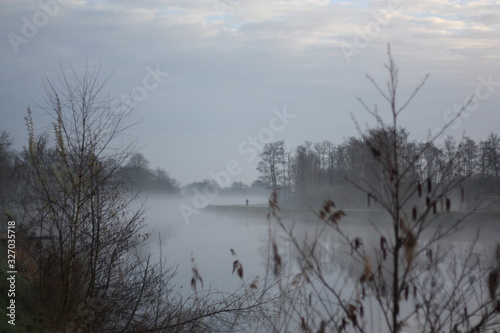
[{"x1": 205, "y1": 204, "x2": 500, "y2": 224}]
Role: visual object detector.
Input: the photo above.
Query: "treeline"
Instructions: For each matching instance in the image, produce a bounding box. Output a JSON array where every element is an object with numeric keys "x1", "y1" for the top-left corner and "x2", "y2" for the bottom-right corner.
[
  {"x1": 3, "y1": 128, "x2": 499, "y2": 214},
  {"x1": 0, "y1": 131, "x2": 265, "y2": 210},
  {"x1": 183, "y1": 179, "x2": 268, "y2": 199},
  {"x1": 256, "y1": 129, "x2": 500, "y2": 209},
  {"x1": 123, "y1": 152, "x2": 181, "y2": 194},
  {"x1": 0, "y1": 136, "x2": 181, "y2": 213}
]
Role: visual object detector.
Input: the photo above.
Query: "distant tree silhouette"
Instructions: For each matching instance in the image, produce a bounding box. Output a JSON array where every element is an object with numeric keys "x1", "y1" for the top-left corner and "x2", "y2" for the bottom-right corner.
[{"x1": 257, "y1": 141, "x2": 285, "y2": 190}]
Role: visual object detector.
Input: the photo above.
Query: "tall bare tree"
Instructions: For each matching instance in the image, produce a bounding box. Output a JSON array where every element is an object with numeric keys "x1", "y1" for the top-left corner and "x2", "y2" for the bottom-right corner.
[
  {"x1": 20, "y1": 65, "x2": 200, "y2": 331},
  {"x1": 21, "y1": 65, "x2": 273, "y2": 332},
  {"x1": 257, "y1": 141, "x2": 285, "y2": 190},
  {"x1": 265, "y1": 46, "x2": 500, "y2": 333},
  {"x1": 292, "y1": 141, "x2": 320, "y2": 206}
]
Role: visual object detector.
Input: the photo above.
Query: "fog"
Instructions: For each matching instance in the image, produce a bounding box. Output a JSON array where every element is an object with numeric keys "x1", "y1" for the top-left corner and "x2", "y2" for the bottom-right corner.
[
  {"x1": 3, "y1": 2, "x2": 500, "y2": 330},
  {"x1": 139, "y1": 193, "x2": 500, "y2": 300},
  {"x1": 137, "y1": 194, "x2": 271, "y2": 295}
]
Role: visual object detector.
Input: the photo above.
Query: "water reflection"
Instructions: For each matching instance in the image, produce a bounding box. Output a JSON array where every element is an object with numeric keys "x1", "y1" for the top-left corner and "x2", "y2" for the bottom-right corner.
[{"x1": 142, "y1": 197, "x2": 499, "y2": 331}]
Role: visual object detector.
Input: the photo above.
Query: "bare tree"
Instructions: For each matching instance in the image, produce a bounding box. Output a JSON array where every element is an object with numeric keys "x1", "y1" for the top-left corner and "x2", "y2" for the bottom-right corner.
[
  {"x1": 127, "y1": 152, "x2": 151, "y2": 171},
  {"x1": 291, "y1": 141, "x2": 321, "y2": 206},
  {"x1": 480, "y1": 133, "x2": 500, "y2": 202},
  {"x1": 20, "y1": 64, "x2": 277, "y2": 332},
  {"x1": 264, "y1": 46, "x2": 500, "y2": 332},
  {"x1": 257, "y1": 141, "x2": 285, "y2": 190},
  {"x1": 21, "y1": 64, "x2": 163, "y2": 330}
]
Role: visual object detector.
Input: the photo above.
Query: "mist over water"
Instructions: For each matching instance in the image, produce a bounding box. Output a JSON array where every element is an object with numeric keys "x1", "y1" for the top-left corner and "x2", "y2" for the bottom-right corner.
[
  {"x1": 138, "y1": 194, "x2": 271, "y2": 295},
  {"x1": 139, "y1": 193, "x2": 500, "y2": 302}
]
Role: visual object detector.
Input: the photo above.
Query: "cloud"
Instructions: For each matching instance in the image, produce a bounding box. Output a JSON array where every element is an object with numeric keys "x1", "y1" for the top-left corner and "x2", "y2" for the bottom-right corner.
[{"x1": 1, "y1": 0, "x2": 499, "y2": 184}]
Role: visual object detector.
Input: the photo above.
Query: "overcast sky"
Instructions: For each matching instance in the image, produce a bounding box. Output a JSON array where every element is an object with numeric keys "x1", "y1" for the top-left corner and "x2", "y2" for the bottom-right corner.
[{"x1": 1, "y1": 0, "x2": 499, "y2": 186}]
